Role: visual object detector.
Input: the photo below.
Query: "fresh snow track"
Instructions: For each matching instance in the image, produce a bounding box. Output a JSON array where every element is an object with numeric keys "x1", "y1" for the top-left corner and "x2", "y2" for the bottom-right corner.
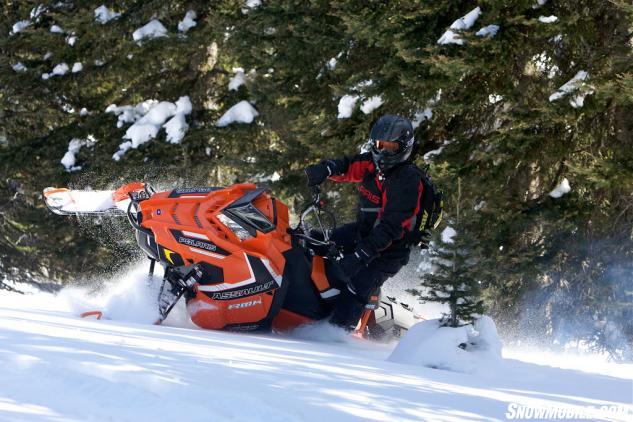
[{"x1": 0, "y1": 292, "x2": 631, "y2": 421}]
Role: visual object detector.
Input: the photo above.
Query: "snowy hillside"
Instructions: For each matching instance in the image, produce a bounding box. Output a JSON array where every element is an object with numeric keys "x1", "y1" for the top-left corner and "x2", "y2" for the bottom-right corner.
[{"x1": 0, "y1": 272, "x2": 631, "y2": 421}]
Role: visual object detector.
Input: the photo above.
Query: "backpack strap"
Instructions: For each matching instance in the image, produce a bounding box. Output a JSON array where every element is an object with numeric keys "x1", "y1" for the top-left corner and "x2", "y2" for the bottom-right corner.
[{"x1": 406, "y1": 166, "x2": 444, "y2": 248}]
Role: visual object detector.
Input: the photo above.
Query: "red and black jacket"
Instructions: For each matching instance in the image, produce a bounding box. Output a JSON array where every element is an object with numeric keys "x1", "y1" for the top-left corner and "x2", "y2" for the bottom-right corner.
[{"x1": 323, "y1": 152, "x2": 423, "y2": 261}]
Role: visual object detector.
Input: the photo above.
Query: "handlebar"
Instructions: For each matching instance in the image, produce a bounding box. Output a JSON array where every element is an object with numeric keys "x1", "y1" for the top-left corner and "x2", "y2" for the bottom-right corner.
[{"x1": 294, "y1": 185, "x2": 336, "y2": 248}]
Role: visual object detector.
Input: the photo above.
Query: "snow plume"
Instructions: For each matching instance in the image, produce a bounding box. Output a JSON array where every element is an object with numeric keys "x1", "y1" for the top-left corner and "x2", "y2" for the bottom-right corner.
[
  {"x1": 61, "y1": 135, "x2": 97, "y2": 172},
  {"x1": 178, "y1": 10, "x2": 197, "y2": 32},
  {"x1": 290, "y1": 320, "x2": 351, "y2": 343},
  {"x1": 94, "y1": 5, "x2": 121, "y2": 24},
  {"x1": 549, "y1": 178, "x2": 571, "y2": 198},
  {"x1": 549, "y1": 71, "x2": 594, "y2": 108},
  {"x1": 58, "y1": 262, "x2": 191, "y2": 326},
  {"x1": 437, "y1": 7, "x2": 481, "y2": 45},
  {"x1": 133, "y1": 20, "x2": 168, "y2": 43},
  {"x1": 108, "y1": 96, "x2": 193, "y2": 161},
  {"x1": 216, "y1": 100, "x2": 259, "y2": 127},
  {"x1": 389, "y1": 316, "x2": 502, "y2": 373}
]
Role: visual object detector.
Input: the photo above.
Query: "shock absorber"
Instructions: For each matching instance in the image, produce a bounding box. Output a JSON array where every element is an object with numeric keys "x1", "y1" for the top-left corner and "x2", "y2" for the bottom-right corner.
[{"x1": 155, "y1": 265, "x2": 202, "y2": 324}]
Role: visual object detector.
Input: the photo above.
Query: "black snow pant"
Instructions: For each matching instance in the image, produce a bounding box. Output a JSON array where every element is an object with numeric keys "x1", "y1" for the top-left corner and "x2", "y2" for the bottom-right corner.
[{"x1": 328, "y1": 223, "x2": 408, "y2": 330}]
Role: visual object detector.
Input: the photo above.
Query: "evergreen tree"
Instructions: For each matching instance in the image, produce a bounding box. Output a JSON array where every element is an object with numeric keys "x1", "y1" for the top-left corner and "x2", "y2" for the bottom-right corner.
[
  {"x1": 410, "y1": 178, "x2": 484, "y2": 327},
  {"x1": 0, "y1": 0, "x2": 267, "y2": 283}
]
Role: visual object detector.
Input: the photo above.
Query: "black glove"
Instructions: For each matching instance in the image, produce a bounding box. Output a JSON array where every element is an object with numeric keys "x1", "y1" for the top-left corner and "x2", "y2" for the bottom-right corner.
[
  {"x1": 304, "y1": 163, "x2": 331, "y2": 187},
  {"x1": 338, "y1": 243, "x2": 377, "y2": 278},
  {"x1": 338, "y1": 253, "x2": 362, "y2": 278}
]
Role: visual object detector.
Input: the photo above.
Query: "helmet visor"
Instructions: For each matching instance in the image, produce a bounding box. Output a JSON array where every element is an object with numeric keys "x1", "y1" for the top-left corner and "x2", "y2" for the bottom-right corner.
[{"x1": 375, "y1": 140, "x2": 400, "y2": 152}]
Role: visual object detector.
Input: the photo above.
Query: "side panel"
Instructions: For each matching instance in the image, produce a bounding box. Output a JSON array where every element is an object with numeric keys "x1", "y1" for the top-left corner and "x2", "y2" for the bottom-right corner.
[{"x1": 278, "y1": 248, "x2": 331, "y2": 320}]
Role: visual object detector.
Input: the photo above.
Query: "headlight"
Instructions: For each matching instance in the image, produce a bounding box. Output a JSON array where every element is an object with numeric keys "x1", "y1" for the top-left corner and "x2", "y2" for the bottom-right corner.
[{"x1": 217, "y1": 213, "x2": 253, "y2": 241}]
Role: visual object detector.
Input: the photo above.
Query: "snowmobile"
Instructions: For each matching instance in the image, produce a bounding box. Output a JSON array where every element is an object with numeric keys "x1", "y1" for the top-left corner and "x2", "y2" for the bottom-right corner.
[{"x1": 43, "y1": 182, "x2": 419, "y2": 338}]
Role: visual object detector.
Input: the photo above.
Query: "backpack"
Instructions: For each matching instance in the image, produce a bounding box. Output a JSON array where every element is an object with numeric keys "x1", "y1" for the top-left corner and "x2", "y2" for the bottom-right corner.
[{"x1": 407, "y1": 167, "x2": 443, "y2": 249}]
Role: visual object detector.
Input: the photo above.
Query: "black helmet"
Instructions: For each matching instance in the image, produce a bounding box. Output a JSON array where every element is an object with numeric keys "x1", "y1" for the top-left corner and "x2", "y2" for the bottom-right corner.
[{"x1": 369, "y1": 114, "x2": 415, "y2": 172}]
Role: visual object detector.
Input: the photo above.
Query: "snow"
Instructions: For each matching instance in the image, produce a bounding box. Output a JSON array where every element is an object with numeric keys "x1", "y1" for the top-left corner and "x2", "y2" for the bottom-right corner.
[
  {"x1": 175, "y1": 95, "x2": 193, "y2": 115},
  {"x1": 488, "y1": 94, "x2": 503, "y2": 104},
  {"x1": 43, "y1": 63, "x2": 69, "y2": 79},
  {"x1": 133, "y1": 20, "x2": 168, "y2": 43},
  {"x1": 164, "y1": 114, "x2": 188, "y2": 144},
  {"x1": 60, "y1": 136, "x2": 97, "y2": 172},
  {"x1": 30, "y1": 5, "x2": 47, "y2": 21},
  {"x1": 450, "y1": 7, "x2": 481, "y2": 31},
  {"x1": 0, "y1": 277, "x2": 631, "y2": 421},
  {"x1": 71, "y1": 62, "x2": 83, "y2": 73},
  {"x1": 476, "y1": 24, "x2": 499, "y2": 38},
  {"x1": 423, "y1": 140, "x2": 451, "y2": 162},
  {"x1": 549, "y1": 71, "x2": 593, "y2": 108},
  {"x1": 360, "y1": 95, "x2": 384, "y2": 114},
  {"x1": 327, "y1": 57, "x2": 338, "y2": 70},
  {"x1": 10, "y1": 20, "x2": 31, "y2": 36},
  {"x1": 438, "y1": 7, "x2": 481, "y2": 45},
  {"x1": 94, "y1": 5, "x2": 121, "y2": 24},
  {"x1": 52, "y1": 63, "x2": 69, "y2": 76},
  {"x1": 50, "y1": 24, "x2": 64, "y2": 33},
  {"x1": 442, "y1": 226, "x2": 457, "y2": 243},
  {"x1": 243, "y1": 0, "x2": 262, "y2": 12},
  {"x1": 530, "y1": 52, "x2": 559, "y2": 79},
  {"x1": 178, "y1": 10, "x2": 197, "y2": 32},
  {"x1": 539, "y1": 15, "x2": 558, "y2": 23},
  {"x1": 228, "y1": 67, "x2": 246, "y2": 91},
  {"x1": 549, "y1": 178, "x2": 571, "y2": 198},
  {"x1": 11, "y1": 62, "x2": 27, "y2": 72},
  {"x1": 412, "y1": 109, "x2": 433, "y2": 128},
  {"x1": 80, "y1": 108, "x2": 89, "y2": 116},
  {"x1": 66, "y1": 35, "x2": 77, "y2": 46},
  {"x1": 109, "y1": 97, "x2": 193, "y2": 160},
  {"x1": 389, "y1": 316, "x2": 502, "y2": 373},
  {"x1": 337, "y1": 95, "x2": 359, "y2": 118},
  {"x1": 437, "y1": 30, "x2": 464, "y2": 45},
  {"x1": 216, "y1": 100, "x2": 259, "y2": 127}
]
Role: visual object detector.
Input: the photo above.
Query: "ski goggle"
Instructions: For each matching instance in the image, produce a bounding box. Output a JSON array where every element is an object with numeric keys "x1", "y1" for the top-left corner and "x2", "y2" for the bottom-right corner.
[{"x1": 375, "y1": 140, "x2": 401, "y2": 152}]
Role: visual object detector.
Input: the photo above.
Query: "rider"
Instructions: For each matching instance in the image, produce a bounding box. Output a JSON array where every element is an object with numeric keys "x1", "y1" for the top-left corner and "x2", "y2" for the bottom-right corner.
[{"x1": 304, "y1": 114, "x2": 423, "y2": 331}]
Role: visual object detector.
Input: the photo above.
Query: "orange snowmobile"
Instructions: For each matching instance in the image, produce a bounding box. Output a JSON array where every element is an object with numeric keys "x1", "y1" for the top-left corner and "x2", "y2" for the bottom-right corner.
[{"x1": 44, "y1": 182, "x2": 415, "y2": 338}]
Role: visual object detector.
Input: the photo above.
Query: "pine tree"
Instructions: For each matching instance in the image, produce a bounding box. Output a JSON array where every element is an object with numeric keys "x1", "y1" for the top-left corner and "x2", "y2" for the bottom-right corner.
[
  {"x1": 0, "y1": 1, "x2": 266, "y2": 283},
  {"x1": 410, "y1": 178, "x2": 484, "y2": 327}
]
